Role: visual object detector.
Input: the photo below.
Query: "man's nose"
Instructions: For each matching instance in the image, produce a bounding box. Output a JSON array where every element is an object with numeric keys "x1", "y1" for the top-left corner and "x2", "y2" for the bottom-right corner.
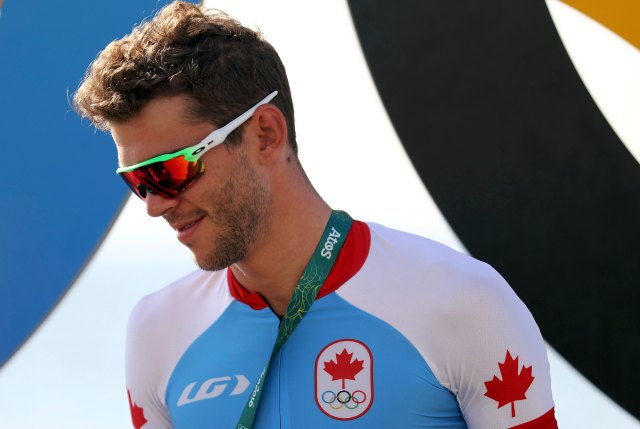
[{"x1": 145, "y1": 191, "x2": 178, "y2": 217}]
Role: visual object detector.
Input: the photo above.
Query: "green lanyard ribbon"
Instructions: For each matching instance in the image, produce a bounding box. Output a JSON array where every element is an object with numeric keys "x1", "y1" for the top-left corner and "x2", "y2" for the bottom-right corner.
[{"x1": 235, "y1": 210, "x2": 353, "y2": 429}]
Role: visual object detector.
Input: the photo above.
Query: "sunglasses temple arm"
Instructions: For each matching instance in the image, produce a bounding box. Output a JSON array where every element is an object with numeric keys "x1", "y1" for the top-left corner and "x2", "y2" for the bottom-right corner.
[
  {"x1": 196, "y1": 91, "x2": 279, "y2": 159},
  {"x1": 224, "y1": 91, "x2": 278, "y2": 134}
]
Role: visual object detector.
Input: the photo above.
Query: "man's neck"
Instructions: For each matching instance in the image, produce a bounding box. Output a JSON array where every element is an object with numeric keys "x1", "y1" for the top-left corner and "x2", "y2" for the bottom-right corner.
[{"x1": 230, "y1": 192, "x2": 332, "y2": 316}]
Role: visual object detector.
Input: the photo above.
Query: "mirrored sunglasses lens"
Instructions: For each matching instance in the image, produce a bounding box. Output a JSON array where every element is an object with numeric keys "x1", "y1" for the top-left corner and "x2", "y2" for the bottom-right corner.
[
  {"x1": 119, "y1": 174, "x2": 145, "y2": 199},
  {"x1": 119, "y1": 156, "x2": 204, "y2": 200},
  {"x1": 143, "y1": 157, "x2": 204, "y2": 195}
]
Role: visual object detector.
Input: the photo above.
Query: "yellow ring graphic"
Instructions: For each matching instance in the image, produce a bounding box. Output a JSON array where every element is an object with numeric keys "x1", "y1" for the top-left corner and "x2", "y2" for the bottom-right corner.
[{"x1": 560, "y1": 0, "x2": 640, "y2": 51}]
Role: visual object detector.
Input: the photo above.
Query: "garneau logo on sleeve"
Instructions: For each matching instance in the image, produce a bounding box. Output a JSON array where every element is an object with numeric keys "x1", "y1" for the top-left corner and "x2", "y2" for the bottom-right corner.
[{"x1": 177, "y1": 374, "x2": 250, "y2": 406}]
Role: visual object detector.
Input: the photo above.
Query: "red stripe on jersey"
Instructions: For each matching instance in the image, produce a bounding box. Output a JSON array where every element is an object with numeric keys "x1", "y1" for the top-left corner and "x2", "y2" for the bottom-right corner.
[
  {"x1": 227, "y1": 220, "x2": 371, "y2": 310},
  {"x1": 508, "y1": 408, "x2": 558, "y2": 429}
]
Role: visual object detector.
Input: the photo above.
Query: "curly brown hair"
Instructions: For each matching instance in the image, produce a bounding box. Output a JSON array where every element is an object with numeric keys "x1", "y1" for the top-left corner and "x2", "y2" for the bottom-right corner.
[{"x1": 74, "y1": 1, "x2": 296, "y2": 152}]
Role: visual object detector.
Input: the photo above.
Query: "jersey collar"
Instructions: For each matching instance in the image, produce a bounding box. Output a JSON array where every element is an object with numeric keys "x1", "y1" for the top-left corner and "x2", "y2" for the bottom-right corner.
[{"x1": 227, "y1": 220, "x2": 371, "y2": 310}]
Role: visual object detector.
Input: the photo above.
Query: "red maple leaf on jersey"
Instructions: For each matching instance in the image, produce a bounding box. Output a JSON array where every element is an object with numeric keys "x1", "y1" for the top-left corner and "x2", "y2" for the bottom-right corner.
[
  {"x1": 128, "y1": 390, "x2": 148, "y2": 429},
  {"x1": 484, "y1": 350, "x2": 535, "y2": 418},
  {"x1": 323, "y1": 348, "x2": 365, "y2": 389}
]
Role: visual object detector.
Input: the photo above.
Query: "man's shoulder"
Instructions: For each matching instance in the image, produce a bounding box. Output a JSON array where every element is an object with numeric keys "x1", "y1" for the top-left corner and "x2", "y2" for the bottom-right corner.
[
  {"x1": 351, "y1": 223, "x2": 551, "y2": 413},
  {"x1": 353, "y1": 221, "x2": 519, "y2": 327},
  {"x1": 365, "y1": 222, "x2": 499, "y2": 284},
  {"x1": 128, "y1": 268, "x2": 231, "y2": 332},
  {"x1": 124, "y1": 268, "x2": 236, "y2": 419},
  {"x1": 366, "y1": 221, "x2": 466, "y2": 260}
]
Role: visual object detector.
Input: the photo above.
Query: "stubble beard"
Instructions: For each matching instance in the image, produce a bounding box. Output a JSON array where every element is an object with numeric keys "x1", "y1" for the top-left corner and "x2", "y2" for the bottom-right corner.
[{"x1": 194, "y1": 152, "x2": 271, "y2": 271}]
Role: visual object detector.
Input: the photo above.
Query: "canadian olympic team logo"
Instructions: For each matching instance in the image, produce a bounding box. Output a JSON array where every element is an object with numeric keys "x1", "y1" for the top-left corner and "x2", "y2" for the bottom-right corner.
[{"x1": 315, "y1": 339, "x2": 373, "y2": 420}]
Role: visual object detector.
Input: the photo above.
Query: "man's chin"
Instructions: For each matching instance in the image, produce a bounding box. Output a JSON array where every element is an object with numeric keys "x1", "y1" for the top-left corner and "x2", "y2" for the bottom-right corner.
[{"x1": 191, "y1": 251, "x2": 232, "y2": 272}]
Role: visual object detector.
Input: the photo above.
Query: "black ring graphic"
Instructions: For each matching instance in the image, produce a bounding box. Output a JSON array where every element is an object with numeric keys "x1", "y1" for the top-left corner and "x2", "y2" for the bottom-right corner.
[
  {"x1": 337, "y1": 390, "x2": 351, "y2": 404},
  {"x1": 348, "y1": 0, "x2": 640, "y2": 418}
]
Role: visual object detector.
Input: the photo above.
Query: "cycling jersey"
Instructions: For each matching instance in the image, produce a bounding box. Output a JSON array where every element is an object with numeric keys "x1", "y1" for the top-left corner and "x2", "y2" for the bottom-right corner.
[{"x1": 126, "y1": 221, "x2": 557, "y2": 428}]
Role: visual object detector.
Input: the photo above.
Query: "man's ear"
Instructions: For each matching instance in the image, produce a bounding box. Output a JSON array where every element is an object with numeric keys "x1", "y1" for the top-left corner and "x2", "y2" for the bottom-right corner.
[{"x1": 250, "y1": 104, "x2": 288, "y2": 164}]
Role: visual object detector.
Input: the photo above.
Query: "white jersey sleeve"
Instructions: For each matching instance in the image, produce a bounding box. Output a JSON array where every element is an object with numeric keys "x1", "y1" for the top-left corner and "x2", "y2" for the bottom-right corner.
[
  {"x1": 337, "y1": 223, "x2": 555, "y2": 428},
  {"x1": 125, "y1": 270, "x2": 234, "y2": 429}
]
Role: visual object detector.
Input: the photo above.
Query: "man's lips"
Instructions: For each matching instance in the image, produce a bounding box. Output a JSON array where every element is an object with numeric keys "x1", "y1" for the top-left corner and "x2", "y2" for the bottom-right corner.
[{"x1": 173, "y1": 216, "x2": 204, "y2": 243}]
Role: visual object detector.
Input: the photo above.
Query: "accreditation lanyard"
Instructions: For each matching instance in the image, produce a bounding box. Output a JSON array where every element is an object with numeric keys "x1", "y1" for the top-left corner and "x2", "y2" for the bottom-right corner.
[{"x1": 235, "y1": 210, "x2": 353, "y2": 429}]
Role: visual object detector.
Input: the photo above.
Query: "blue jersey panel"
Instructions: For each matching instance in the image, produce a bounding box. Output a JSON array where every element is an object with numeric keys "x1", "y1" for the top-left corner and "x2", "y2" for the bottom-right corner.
[
  {"x1": 166, "y1": 300, "x2": 279, "y2": 428},
  {"x1": 256, "y1": 293, "x2": 467, "y2": 428},
  {"x1": 164, "y1": 293, "x2": 466, "y2": 428}
]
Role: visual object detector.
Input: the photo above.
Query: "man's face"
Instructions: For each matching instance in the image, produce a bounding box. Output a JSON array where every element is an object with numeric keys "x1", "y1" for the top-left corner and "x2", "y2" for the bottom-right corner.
[{"x1": 110, "y1": 95, "x2": 271, "y2": 270}]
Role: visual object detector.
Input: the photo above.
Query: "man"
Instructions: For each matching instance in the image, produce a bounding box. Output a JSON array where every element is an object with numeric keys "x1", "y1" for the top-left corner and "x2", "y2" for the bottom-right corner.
[{"x1": 74, "y1": 2, "x2": 557, "y2": 428}]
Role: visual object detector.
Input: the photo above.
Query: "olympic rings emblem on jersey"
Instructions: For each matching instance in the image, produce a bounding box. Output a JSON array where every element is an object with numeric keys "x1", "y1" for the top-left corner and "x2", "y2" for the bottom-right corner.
[
  {"x1": 315, "y1": 339, "x2": 374, "y2": 420},
  {"x1": 321, "y1": 390, "x2": 367, "y2": 410}
]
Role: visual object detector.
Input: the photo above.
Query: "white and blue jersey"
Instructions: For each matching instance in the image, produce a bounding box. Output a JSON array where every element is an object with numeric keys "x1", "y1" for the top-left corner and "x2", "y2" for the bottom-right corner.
[{"x1": 126, "y1": 222, "x2": 557, "y2": 428}]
